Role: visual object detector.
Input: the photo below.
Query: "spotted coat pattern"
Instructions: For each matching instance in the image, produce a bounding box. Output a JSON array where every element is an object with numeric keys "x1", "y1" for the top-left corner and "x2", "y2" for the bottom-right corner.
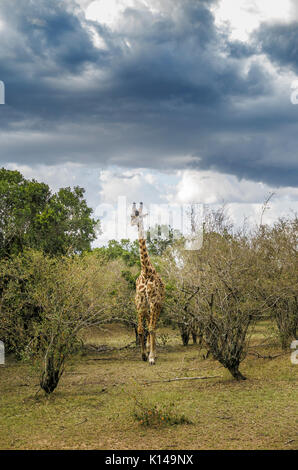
[{"x1": 135, "y1": 238, "x2": 165, "y2": 364}]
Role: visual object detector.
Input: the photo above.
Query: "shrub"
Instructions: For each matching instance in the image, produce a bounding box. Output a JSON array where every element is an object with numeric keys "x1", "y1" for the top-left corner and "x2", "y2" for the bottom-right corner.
[
  {"x1": 133, "y1": 400, "x2": 191, "y2": 427},
  {"x1": 253, "y1": 217, "x2": 298, "y2": 349},
  {"x1": 0, "y1": 250, "x2": 110, "y2": 394}
]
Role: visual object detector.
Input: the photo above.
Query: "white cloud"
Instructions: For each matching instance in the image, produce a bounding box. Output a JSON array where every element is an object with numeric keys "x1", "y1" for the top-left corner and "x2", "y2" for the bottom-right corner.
[
  {"x1": 6, "y1": 162, "x2": 82, "y2": 190},
  {"x1": 213, "y1": 0, "x2": 292, "y2": 41},
  {"x1": 226, "y1": 200, "x2": 298, "y2": 228},
  {"x1": 4, "y1": 163, "x2": 297, "y2": 246},
  {"x1": 5, "y1": 161, "x2": 102, "y2": 209},
  {"x1": 85, "y1": 0, "x2": 150, "y2": 29},
  {"x1": 98, "y1": 168, "x2": 162, "y2": 204},
  {"x1": 95, "y1": 167, "x2": 298, "y2": 244},
  {"x1": 165, "y1": 169, "x2": 298, "y2": 227},
  {"x1": 83, "y1": 0, "x2": 295, "y2": 41},
  {"x1": 94, "y1": 168, "x2": 165, "y2": 244},
  {"x1": 166, "y1": 169, "x2": 298, "y2": 205}
]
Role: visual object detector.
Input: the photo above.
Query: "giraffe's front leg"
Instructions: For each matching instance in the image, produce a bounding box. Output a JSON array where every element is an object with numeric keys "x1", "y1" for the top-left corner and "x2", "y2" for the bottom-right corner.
[
  {"x1": 148, "y1": 330, "x2": 156, "y2": 365},
  {"x1": 138, "y1": 322, "x2": 147, "y2": 361},
  {"x1": 148, "y1": 304, "x2": 161, "y2": 365},
  {"x1": 137, "y1": 307, "x2": 149, "y2": 361},
  {"x1": 136, "y1": 285, "x2": 149, "y2": 362}
]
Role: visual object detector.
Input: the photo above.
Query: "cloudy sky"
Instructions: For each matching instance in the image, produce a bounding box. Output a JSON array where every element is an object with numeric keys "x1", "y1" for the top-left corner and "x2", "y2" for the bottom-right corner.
[{"x1": 0, "y1": 0, "x2": 297, "y2": 244}]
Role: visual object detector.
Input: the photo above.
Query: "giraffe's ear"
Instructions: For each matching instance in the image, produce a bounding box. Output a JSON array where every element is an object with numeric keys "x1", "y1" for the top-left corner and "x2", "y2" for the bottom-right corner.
[{"x1": 131, "y1": 202, "x2": 137, "y2": 216}]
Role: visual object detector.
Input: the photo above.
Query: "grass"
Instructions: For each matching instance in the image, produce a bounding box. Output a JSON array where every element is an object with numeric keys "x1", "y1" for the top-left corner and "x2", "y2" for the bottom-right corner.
[{"x1": 0, "y1": 323, "x2": 297, "y2": 450}]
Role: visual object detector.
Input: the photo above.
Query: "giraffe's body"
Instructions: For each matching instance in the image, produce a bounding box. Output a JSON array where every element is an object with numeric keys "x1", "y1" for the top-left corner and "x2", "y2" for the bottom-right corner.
[{"x1": 131, "y1": 203, "x2": 165, "y2": 364}]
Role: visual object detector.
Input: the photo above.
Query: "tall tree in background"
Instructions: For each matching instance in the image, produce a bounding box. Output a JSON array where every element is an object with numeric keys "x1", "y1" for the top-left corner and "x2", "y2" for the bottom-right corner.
[
  {"x1": 93, "y1": 239, "x2": 140, "y2": 267},
  {"x1": 0, "y1": 168, "x2": 97, "y2": 257},
  {"x1": 146, "y1": 224, "x2": 179, "y2": 256}
]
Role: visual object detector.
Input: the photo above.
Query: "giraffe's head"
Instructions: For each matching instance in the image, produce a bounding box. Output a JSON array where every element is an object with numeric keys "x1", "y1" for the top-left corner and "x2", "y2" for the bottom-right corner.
[{"x1": 131, "y1": 202, "x2": 147, "y2": 228}]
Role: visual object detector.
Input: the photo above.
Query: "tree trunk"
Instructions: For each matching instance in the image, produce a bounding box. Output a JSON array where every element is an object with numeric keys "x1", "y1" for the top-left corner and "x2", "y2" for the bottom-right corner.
[
  {"x1": 181, "y1": 331, "x2": 190, "y2": 346},
  {"x1": 40, "y1": 353, "x2": 64, "y2": 394},
  {"x1": 228, "y1": 366, "x2": 246, "y2": 381}
]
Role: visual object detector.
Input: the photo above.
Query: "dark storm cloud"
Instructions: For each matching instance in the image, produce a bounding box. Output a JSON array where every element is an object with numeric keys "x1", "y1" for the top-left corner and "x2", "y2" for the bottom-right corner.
[
  {"x1": 0, "y1": 0, "x2": 297, "y2": 187},
  {"x1": 256, "y1": 21, "x2": 298, "y2": 73}
]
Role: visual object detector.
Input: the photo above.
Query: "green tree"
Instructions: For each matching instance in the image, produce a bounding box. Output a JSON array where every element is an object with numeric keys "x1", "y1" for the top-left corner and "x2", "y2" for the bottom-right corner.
[
  {"x1": 0, "y1": 250, "x2": 111, "y2": 393},
  {"x1": 146, "y1": 225, "x2": 179, "y2": 256},
  {"x1": 84, "y1": 247, "x2": 141, "y2": 343},
  {"x1": 0, "y1": 168, "x2": 97, "y2": 258},
  {"x1": 92, "y1": 239, "x2": 140, "y2": 267}
]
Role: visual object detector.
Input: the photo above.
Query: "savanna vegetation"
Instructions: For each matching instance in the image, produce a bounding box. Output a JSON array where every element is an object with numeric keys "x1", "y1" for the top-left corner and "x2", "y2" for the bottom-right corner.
[{"x1": 0, "y1": 168, "x2": 297, "y2": 450}]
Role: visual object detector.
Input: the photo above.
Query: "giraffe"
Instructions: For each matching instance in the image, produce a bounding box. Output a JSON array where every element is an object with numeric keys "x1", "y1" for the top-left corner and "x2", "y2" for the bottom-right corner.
[{"x1": 131, "y1": 202, "x2": 165, "y2": 365}]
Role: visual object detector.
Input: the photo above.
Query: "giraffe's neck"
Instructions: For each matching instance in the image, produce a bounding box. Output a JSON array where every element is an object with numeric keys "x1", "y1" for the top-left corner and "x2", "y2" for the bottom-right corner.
[
  {"x1": 137, "y1": 220, "x2": 151, "y2": 274},
  {"x1": 138, "y1": 238, "x2": 151, "y2": 274}
]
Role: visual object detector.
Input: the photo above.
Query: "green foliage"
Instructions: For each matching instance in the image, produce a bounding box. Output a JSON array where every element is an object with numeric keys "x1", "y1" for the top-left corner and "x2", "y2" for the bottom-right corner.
[
  {"x1": 0, "y1": 168, "x2": 97, "y2": 257},
  {"x1": 0, "y1": 250, "x2": 112, "y2": 393},
  {"x1": 89, "y1": 241, "x2": 140, "y2": 332},
  {"x1": 0, "y1": 181, "x2": 296, "y2": 393},
  {"x1": 121, "y1": 269, "x2": 138, "y2": 289},
  {"x1": 146, "y1": 225, "x2": 180, "y2": 256},
  {"x1": 0, "y1": 250, "x2": 47, "y2": 355},
  {"x1": 81, "y1": 251, "x2": 139, "y2": 336},
  {"x1": 158, "y1": 332, "x2": 171, "y2": 346},
  {"x1": 253, "y1": 216, "x2": 298, "y2": 349},
  {"x1": 160, "y1": 210, "x2": 269, "y2": 379},
  {"x1": 92, "y1": 239, "x2": 140, "y2": 267}
]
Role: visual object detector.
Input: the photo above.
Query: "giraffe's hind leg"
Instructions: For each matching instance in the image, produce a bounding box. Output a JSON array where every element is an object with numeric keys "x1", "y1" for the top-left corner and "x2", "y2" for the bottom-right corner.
[
  {"x1": 147, "y1": 302, "x2": 162, "y2": 365},
  {"x1": 136, "y1": 293, "x2": 149, "y2": 362},
  {"x1": 146, "y1": 333, "x2": 150, "y2": 356}
]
